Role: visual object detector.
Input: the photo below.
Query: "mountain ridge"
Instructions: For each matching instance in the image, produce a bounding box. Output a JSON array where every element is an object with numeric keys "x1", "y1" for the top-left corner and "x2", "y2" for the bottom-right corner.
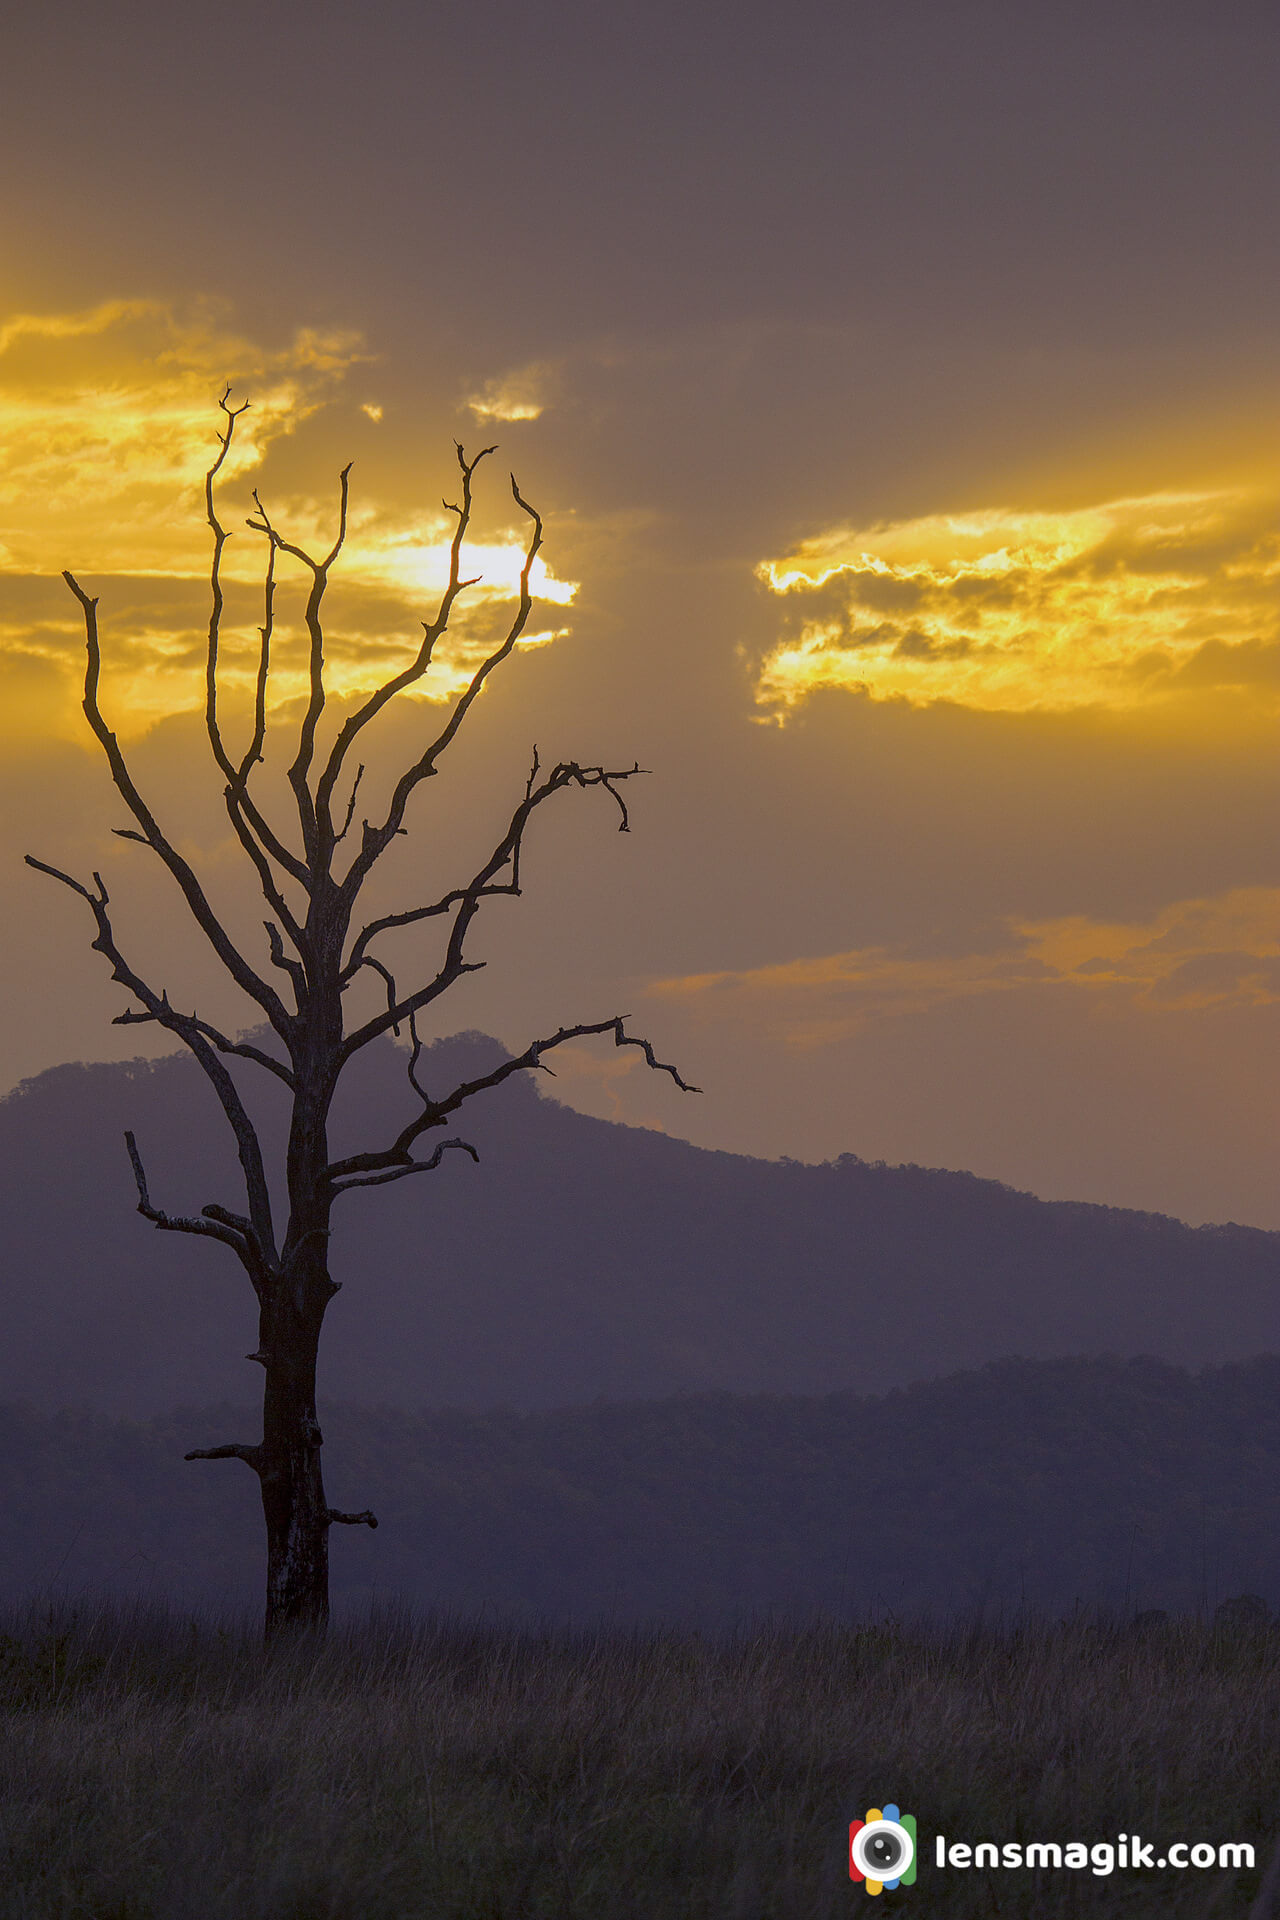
[{"x1": 1, "y1": 1032, "x2": 1275, "y2": 1415}]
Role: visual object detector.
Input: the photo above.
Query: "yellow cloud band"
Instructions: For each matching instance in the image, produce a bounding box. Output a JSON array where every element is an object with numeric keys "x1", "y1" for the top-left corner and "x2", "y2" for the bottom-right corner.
[{"x1": 755, "y1": 491, "x2": 1280, "y2": 717}]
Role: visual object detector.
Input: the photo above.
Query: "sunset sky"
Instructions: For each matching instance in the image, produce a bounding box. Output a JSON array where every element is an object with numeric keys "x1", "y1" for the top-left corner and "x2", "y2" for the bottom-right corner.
[{"x1": 1, "y1": 1, "x2": 1277, "y2": 1228}]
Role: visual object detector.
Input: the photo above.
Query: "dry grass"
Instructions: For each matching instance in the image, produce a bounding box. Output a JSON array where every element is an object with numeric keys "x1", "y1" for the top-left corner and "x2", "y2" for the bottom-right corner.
[{"x1": 0, "y1": 1601, "x2": 1276, "y2": 1917}]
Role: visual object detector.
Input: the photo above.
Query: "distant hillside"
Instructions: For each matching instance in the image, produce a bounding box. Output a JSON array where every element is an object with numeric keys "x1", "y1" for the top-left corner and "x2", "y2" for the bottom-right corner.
[
  {"x1": 4, "y1": 1357, "x2": 1280, "y2": 1621},
  {"x1": 1, "y1": 1033, "x2": 1277, "y2": 1414}
]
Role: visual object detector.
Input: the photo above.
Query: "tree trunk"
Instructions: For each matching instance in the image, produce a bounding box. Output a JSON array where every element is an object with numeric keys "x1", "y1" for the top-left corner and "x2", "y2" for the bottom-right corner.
[
  {"x1": 258, "y1": 1021, "x2": 341, "y2": 1638},
  {"x1": 259, "y1": 1080, "x2": 337, "y2": 1638},
  {"x1": 259, "y1": 1297, "x2": 331, "y2": 1637}
]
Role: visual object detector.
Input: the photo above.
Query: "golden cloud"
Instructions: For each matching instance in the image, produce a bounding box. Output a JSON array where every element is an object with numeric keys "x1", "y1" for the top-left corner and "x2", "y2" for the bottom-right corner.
[
  {"x1": 464, "y1": 361, "x2": 554, "y2": 423},
  {"x1": 0, "y1": 299, "x2": 368, "y2": 576},
  {"x1": 0, "y1": 303, "x2": 576, "y2": 733},
  {"x1": 754, "y1": 490, "x2": 1280, "y2": 718},
  {"x1": 649, "y1": 886, "x2": 1280, "y2": 1046}
]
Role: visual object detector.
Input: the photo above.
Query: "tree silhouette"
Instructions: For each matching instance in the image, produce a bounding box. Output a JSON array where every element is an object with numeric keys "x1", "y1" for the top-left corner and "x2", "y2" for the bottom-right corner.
[{"x1": 27, "y1": 395, "x2": 695, "y2": 1637}]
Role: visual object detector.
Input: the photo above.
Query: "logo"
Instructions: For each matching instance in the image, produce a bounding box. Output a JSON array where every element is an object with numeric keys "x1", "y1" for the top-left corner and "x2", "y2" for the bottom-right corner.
[{"x1": 849, "y1": 1805, "x2": 917, "y2": 1893}]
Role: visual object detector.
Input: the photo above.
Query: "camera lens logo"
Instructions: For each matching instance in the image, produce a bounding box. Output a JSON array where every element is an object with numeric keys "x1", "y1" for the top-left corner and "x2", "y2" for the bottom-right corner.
[{"x1": 849, "y1": 1805, "x2": 917, "y2": 1894}]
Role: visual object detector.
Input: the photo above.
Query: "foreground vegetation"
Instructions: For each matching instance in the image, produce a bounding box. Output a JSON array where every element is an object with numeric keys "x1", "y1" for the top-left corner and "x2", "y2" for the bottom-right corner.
[{"x1": 1, "y1": 1602, "x2": 1277, "y2": 1917}]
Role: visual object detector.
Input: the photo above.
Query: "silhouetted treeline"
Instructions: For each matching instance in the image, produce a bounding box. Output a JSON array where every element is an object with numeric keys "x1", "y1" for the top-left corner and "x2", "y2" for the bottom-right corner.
[
  {"x1": 6, "y1": 1355, "x2": 1280, "y2": 1621},
  {"x1": 2, "y1": 1036, "x2": 1277, "y2": 1412}
]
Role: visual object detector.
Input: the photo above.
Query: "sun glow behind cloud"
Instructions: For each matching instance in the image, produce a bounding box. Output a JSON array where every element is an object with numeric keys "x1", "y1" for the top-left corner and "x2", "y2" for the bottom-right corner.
[
  {"x1": 0, "y1": 303, "x2": 577, "y2": 734},
  {"x1": 755, "y1": 491, "x2": 1280, "y2": 718}
]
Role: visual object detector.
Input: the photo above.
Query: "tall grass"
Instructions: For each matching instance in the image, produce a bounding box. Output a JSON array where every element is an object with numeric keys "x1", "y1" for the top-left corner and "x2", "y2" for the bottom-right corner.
[{"x1": 0, "y1": 1600, "x2": 1276, "y2": 1917}]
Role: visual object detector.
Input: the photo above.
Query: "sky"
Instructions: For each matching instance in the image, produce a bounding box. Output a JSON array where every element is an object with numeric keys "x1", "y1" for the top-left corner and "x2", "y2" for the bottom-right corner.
[{"x1": 1, "y1": 0, "x2": 1277, "y2": 1228}]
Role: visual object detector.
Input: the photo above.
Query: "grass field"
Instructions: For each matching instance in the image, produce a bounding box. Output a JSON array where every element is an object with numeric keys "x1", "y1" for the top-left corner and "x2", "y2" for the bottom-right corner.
[{"x1": 1, "y1": 1601, "x2": 1276, "y2": 1917}]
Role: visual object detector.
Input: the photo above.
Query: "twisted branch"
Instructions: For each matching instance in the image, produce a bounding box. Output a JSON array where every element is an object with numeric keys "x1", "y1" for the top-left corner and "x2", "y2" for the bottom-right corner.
[
  {"x1": 340, "y1": 755, "x2": 644, "y2": 1046},
  {"x1": 329, "y1": 1018, "x2": 696, "y2": 1186},
  {"x1": 25, "y1": 856, "x2": 279, "y2": 1265}
]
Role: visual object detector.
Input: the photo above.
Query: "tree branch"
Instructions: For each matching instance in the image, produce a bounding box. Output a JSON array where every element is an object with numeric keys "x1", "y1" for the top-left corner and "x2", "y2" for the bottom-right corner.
[
  {"x1": 203, "y1": 388, "x2": 250, "y2": 784},
  {"x1": 360, "y1": 954, "x2": 402, "y2": 1034},
  {"x1": 338, "y1": 468, "x2": 543, "y2": 899},
  {"x1": 239, "y1": 506, "x2": 275, "y2": 784},
  {"x1": 184, "y1": 1442, "x2": 263, "y2": 1471},
  {"x1": 261, "y1": 918, "x2": 308, "y2": 1000},
  {"x1": 124, "y1": 1131, "x2": 265, "y2": 1284},
  {"x1": 196, "y1": 396, "x2": 309, "y2": 890},
  {"x1": 334, "y1": 763, "x2": 365, "y2": 844},
  {"x1": 220, "y1": 789, "x2": 310, "y2": 962},
  {"x1": 339, "y1": 756, "x2": 644, "y2": 1037},
  {"x1": 247, "y1": 465, "x2": 352, "y2": 858},
  {"x1": 331, "y1": 1136, "x2": 479, "y2": 1194},
  {"x1": 111, "y1": 1006, "x2": 294, "y2": 1087},
  {"x1": 315, "y1": 442, "x2": 496, "y2": 826},
  {"x1": 60, "y1": 570, "x2": 296, "y2": 1037},
  {"x1": 328, "y1": 1018, "x2": 696, "y2": 1183},
  {"x1": 26, "y1": 853, "x2": 280, "y2": 1264},
  {"x1": 325, "y1": 1508, "x2": 378, "y2": 1528}
]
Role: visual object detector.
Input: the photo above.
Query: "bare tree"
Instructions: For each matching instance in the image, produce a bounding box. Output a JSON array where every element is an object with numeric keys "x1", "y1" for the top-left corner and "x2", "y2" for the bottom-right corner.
[{"x1": 27, "y1": 395, "x2": 695, "y2": 1637}]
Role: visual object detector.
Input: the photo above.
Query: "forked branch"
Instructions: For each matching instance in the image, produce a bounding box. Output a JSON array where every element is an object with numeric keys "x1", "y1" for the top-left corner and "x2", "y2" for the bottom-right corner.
[{"x1": 124, "y1": 1131, "x2": 268, "y2": 1290}]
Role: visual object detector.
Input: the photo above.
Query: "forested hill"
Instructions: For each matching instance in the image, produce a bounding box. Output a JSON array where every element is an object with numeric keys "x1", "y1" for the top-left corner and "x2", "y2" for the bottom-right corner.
[
  {"x1": 4, "y1": 1356, "x2": 1280, "y2": 1621},
  {"x1": 1, "y1": 1032, "x2": 1276, "y2": 1414}
]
